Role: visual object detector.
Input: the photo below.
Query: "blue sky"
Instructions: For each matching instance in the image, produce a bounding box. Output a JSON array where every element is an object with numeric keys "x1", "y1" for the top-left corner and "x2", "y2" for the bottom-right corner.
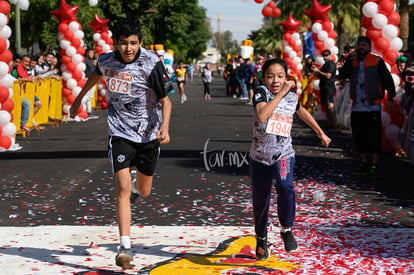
[{"x1": 199, "y1": 0, "x2": 264, "y2": 43}]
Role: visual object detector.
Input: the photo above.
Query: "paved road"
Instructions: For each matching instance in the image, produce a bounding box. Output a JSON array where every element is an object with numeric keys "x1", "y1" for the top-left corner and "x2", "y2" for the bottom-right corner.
[{"x1": 0, "y1": 76, "x2": 413, "y2": 274}]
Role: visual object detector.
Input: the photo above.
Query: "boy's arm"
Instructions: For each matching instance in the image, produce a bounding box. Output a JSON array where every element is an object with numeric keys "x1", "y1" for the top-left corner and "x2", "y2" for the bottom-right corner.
[
  {"x1": 296, "y1": 105, "x2": 331, "y2": 147},
  {"x1": 70, "y1": 72, "x2": 101, "y2": 118},
  {"x1": 157, "y1": 96, "x2": 172, "y2": 144}
]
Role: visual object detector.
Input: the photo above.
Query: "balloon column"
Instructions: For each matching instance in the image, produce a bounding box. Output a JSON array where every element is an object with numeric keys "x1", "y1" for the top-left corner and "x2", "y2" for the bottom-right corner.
[
  {"x1": 304, "y1": 0, "x2": 338, "y2": 66},
  {"x1": 88, "y1": 14, "x2": 113, "y2": 110},
  {"x1": 279, "y1": 14, "x2": 303, "y2": 90},
  {"x1": 361, "y1": 0, "x2": 403, "y2": 152},
  {"x1": 51, "y1": 0, "x2": 87, "y2": 120},
  {"x1": 0, "y1": 1, "x2": 16, "y2": 151}
]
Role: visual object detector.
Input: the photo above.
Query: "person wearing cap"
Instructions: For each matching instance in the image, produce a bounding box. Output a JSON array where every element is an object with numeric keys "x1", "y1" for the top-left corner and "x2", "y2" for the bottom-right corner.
[
  {"x1": 340, "y1": 36, "x2": 396, "y2": 177},
  {"x1": 311, "y1": 49, "x2": 337, "y2": 129}
]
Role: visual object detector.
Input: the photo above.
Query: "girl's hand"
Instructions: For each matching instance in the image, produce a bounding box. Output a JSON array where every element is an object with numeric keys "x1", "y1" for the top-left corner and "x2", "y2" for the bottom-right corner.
[
  {"x1": 280, "y1": 80, "x2": 295, "y2": 95},
  {"x1": 319, "y1": 133, "x2": 331, "y2": 148}
]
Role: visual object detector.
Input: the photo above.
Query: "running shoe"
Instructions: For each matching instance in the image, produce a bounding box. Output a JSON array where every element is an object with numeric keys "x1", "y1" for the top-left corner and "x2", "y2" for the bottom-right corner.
[
  {"x1": 255, "y1": 236, "x2": 269, "y2": 260},
  {"x1": 115, "y1": 245, "x2": 135, "y2": 269},
  {"x1": 280, "y1": 230, "x2": 299, "y2": 252},
  {"x1": 130, "y1": 170, "x2": 142, "y2": 204}
]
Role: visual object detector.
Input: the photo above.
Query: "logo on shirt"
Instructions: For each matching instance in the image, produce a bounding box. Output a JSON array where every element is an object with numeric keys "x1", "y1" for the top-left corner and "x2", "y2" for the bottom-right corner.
[{"x1": 254, "y1": 93, "x2": 262, "y2": 101}]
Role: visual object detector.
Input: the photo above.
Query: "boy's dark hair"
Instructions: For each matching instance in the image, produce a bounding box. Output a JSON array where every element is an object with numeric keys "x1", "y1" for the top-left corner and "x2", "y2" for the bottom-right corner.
[
  {"x1": 262, "y1": 58, "x2": 288, "y2": 76},
  {"x1": 113, "y1": 20, "x2": 143, "y2": 42}
]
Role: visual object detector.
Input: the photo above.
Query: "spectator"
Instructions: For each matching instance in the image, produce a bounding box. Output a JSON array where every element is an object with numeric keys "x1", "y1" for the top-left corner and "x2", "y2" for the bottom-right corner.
[
  {"x1": 340, "y1": 36, "x2": 396, "y2": 177},
  {"x1": 187, "y1": 63, "x2": 194, "y2": 81},
  {"x1": 224, "y1": 59, "x2": 234, "y2": 96},
  {"x1": 312, "y1": 49, "x2": 337, "y2": 129},
  {"x1": 237, "y1": 57, "x2": 248, "y2": 100},
  {"x1": 84, "y1": 49, "x2": 96, "y2": 115}
]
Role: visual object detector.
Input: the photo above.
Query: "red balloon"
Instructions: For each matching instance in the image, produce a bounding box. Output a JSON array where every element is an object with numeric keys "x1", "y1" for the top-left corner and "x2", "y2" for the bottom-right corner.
[
  {"x1": 58, "y1": 23, "x2": 69, "y2": 34},
  {"x1": 62, "y1": 87, "x2": 72, "y2": 97},
  {"x1": 66, "y1": 62, "x2": 76, "y2": 73},
  {"x1": 255, "y1": 0, "x2": 264, "y2": 3},
  {"x1": 0, "y1": 1, "x2": 11, "y2": 15},
  {"x1": 88, "y1": 14, "x2": 109, "y2": 33},
  {"x1": 0, "y1": 86, "x2": 9, "y2": 103},
  {"x1": 77, "y1": 79, "x2": 86, "y2": 88},
  {"x1": 267, "y1": 1, "x2": 276, "y2": 8},
  {"x1": 79, "y1": 110, "x2": 88, "y2": 119},
  {"x1": 283, "y1": 33, "x2": 292, "y2": 41},
  {"x1": 100, "y1": 101, "x2": 108, "y2": 109},
  {"x1": 72, "y1": 70, "x2": 82, "y2": 81},
  {"x1": 383, "y1": 49, "x2": 399, "y2": 65},
  {"x1": 71, "y1": 38, "x2": 81, "y2": 48},
  {"x1": 322, "y1": 21, "x2": 332, "y2": 31},
  {"x1": 0, "y1": 126, "x2": 2, "y2": 136},
  {"x1": 314, "y1": 40, "x2": 325, "y2": 49},
  {"x1": 272, "y1": 7, "x2": 281, "y2": 18},
  {"x1": 76, "y1": 47, "x2": 85, "y2": 56},
  {"x1": 378, "y1": 0, "x2": 394, "y2": 16},
  {"x1": 50, "y1": 0, "x2": 79, "y2": 24},
  {"x1": 64, "y1": 30, "x2": 74, "y2": 41},
  {"x1": 279, "y1": 14, "x2": 301, "y2": 34},
  {"x1": 66, "y1": 94, "x2": 76, "y2": 104},
  {"x1": 97, "y1": 96, "x2": 104, "y2": 102},
  {"x1": 0, "y1": 39, "x2": 7, "y2": 54},
  {"x1": 361, "y1": 16, "x2": 373, "y2": 29},
  {"x1": 375, "y1": 37, "x2": 390, "y2": 52},
  {"x1": 262, "y1": 6, "x2": 272, "y2": 17},
  {"x1": 0, "y1": 49, "x2": 12, "y2": 64},
  {"x1": 328, "y1": 30, "x2": 337, "y2": 39},
  {"x1": 303, "y1": 0, "x2": 331, "y2": 23},
  {"x1": 366, "y1": 28, "x2": 382, "y2": 41},
  {"x1": 0, "y1": 135, "x2": 11, "y2": 149},
  {"x1": 0, "y1": 98, "x2": 13, "y2": 112},
  {"x1": 387, "y1": 12, "x2": 400, "y2": 25},
  {"x1": 61, "y1": 55, "x2": 72, "y2": 65}
]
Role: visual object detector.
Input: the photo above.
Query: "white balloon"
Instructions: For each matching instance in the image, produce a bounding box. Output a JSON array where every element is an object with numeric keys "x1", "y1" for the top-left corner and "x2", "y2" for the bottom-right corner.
[
  {"x1": 63, "y1": 104, "x2": 71, "y2": 114},
  {"x1": 372, "y1": 13, "x2": 388, "y2": 29},
  {"x1": 315, "y1": 56, "x2": 324, "y2": 66},
  {"x1": 293, "y1": 56, "x2": 301, "y2": 64},
  {"x1": 362, "y1": 2, "x2": 378, "y2": 18},
  {"x1": 72, "y1": 86, "x2": 82, "y2": 96},
  {"x1": 0, "y1": 110, "x2": 11, "y2": 127},
  {"x1": 391, "y1": 73, "x2": 400, "y2": 88},
  {"x1": 17, "y1": 0, "x2": 30, "y2": 11},
  {"x1": 289, "y1": 51, "x2": 297, "y2": 59},
  {"x1": 317, "y1": 30, "x2": 328, "y2": 41},
  {"x1": 297, "y1": 82, "x2": 302, "y2": 89},
  {"x1": 0, "y1": 25, "x2": 12, "y2": 39},
  {"x1": 284, "y1": 46, "x2": 293, "y2": 54},
  {"x1": 330, "y1": 46, "x2": 339, "y2": 55},
  {"x1": 2, "y1": 122, "x2": 16, "y2": 137},
  {"x1": 77, "y1": 63, "x2": 86, "y2": 72},
  {"x1": 60, "y1": 39, "x2": 71, "y2": 49},
  {"x1": 93, "y1": 33, "x2": 101, "y2": 41},
  {"x1": 382, "y1": 25, "x2": 398, "y2": 41},
  {"x1": 6, "y1": 39, "x2": 9, "y2": 49},
  {"x1": 102, "y1": 44, "x2": 111, "y2": 52},
  {"x1": 68, "y1": 21, "x2": 80, "y2": 31},
  {"x1": 282, "y1": 40, "x2": 288, "y2": 47},
  {"x1": 98, "y1": 39, "x2": 106, "y2": 46},
  {"x1": 291, "y1": 32, "x2": 300, "y2": 40},
  {"x1": 0, "y1": 62, "x2": 9, "y2": 76},
  {"x1": 62, "y1": 72, "x2": 72, "y2": 81},
  {"x1": 0, "y1": 74, "x2": 15, "y2": 87},
  {"x1": 9, "y1": 0, "x2": 17, "y2": 4},
  {"x1": 72, "y1": 54, "x2": 83, "y2": 64},
  {"x1": 390, "y1": 37, "x2": 403, "y2": 52},
  {"x1": 57, "y1": 33, "x2": 64, "y2": 41},
  {"x1": 108, "y1": 31, "x2": 112, "y2": 38},
  {"x1": 324, "y1": 38, "x2": 335, "y2": 48},
  {"x1": 0, "y1": 14, "x2": 7, "y2": 27},
  {"x1": 89, "y1": 0, "x2": 99, "y2": 6},
  {"x1": 100, "y1": 89, "x2": 107, "y2": 97},
  {"x1": 66, "y1": 46, "x2": 76, "y2": 57},
  {"x1": 74, "y1": 30, "x2": 84, "y2": 39},
  {"x1": 8, "y1": 87, "x2": 13, "y2": 98},
  {"x1": 384, "y1": 124, "x2": 400, "y2": 139},
  {"x1": 66, "y1": 79, "x2": 77, "y2": 89},
  {"x1": 385, "y1": 62, "x2": 391, "y2": 72},
  {"x1": 297, "y1": 63, "x2": 303, "y2": 70},
  {"x1": 312, "y1": 23, "x2": 322, "y2": 33},
  {"x1": 312, "y1": 79, "x2": 320, "y2": 90}
]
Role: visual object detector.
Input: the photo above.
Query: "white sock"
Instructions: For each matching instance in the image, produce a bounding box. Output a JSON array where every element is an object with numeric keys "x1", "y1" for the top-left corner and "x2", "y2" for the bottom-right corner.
[
  {"x1": 280, "y1": 228, "x2": 291, "y2": 233},
  {"x1": 120, "y1": 236, "x2": 131, "y2": 249}
]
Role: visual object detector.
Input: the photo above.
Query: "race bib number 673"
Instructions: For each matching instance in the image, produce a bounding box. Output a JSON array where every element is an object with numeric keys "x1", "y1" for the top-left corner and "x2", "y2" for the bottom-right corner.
[{"x1": 265, "y1": 113, "x2": 293, "y2": 137}]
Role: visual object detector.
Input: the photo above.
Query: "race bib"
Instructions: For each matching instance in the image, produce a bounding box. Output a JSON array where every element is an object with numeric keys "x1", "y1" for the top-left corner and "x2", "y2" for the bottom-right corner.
[
  {"x1": 265, "y1": 113, "x2": 293, "y2": 137},
  {"x1": 105, "y1": 74, "x2": 132, "y2": 95}
]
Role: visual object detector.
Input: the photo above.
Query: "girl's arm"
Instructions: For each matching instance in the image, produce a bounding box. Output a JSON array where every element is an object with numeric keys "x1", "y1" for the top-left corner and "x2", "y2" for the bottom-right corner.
[{"x1": 296, "y1": 105, "x2": 331, "y2": 147}]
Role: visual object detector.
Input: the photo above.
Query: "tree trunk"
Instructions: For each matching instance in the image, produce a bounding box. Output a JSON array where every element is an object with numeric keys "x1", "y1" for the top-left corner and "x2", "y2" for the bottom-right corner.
[{"x1": 399, "y1": 0, "x2": 409, "y2": 51}]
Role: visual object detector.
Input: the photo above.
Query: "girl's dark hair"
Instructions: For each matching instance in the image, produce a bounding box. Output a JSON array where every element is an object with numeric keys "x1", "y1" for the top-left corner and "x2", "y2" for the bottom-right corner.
[
  {"x1": 262, "y1": 58, "x2": 288, "y2": 76},
  {"x1": 113, "y1": 20, "x2": 143, "y2": 42}
]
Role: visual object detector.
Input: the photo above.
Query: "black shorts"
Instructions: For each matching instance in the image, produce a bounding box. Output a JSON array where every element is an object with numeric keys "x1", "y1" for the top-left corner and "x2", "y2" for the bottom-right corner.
[
  {"x1": 320, "y1": 83, "x2": 335, "y2": 107},
  {"x1": 351, "y1": 111, "x2": 382, "y2": 154},
  {"x1": 108, "y1": 136, "x2": 160, "y2": 176}
]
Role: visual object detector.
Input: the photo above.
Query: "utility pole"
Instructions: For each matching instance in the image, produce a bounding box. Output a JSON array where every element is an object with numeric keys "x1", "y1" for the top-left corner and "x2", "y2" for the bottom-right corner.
[
  {"x1": 15, "y1": 4, "x2": 21, "y2": 54},
  {"x1": 217, "y1": 13, "x2": 221, "y2": 52}
]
